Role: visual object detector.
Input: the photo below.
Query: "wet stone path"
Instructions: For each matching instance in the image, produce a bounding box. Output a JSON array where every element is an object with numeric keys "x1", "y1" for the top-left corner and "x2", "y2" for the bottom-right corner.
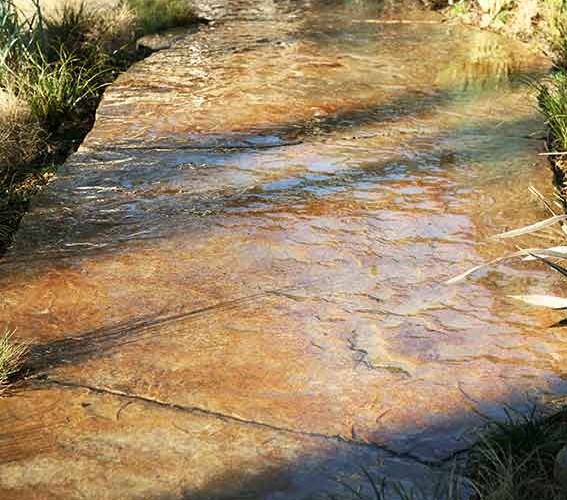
[{"x1": 0, "y1": 1, "x2": 563, "y2": 498}]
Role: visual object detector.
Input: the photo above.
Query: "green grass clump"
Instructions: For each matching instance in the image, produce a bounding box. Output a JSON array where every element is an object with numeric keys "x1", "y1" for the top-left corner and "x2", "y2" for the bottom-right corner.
[
  {"x1": 15, "y1": 51, "x2": 108, "y2": 128},
  {"x1": 0, "y1": 1, "x2": 113, "y2": 133},
  {"x1": 126, "y1": 0, "x2": 197, "y2": 34},
  {"x1": 327, "y1": 409, "x2": 567, "y2": 500},
  {"x1": 468, "y1": 408, "x2": 567, "y2": 500},
  {"x1": 536, "y1": 70, "x2": 567, "y2": 153},
  {"x1": 0, "y1": 0, "x2": 39, "y2": 66},
  {"x1": 0, "y1": 329, "x2": 27, "y2": 389}
]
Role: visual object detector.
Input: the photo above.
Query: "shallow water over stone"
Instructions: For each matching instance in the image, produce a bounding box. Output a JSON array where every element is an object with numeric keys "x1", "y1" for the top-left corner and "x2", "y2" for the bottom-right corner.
[{"x1": 0, "y1": 0, "x2": 563, "y2": 498}]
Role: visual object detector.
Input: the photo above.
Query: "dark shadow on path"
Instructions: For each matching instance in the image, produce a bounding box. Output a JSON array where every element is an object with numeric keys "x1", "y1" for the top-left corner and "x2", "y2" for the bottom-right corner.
[{"x1": 20, "y1": 287, "x2": 305, "y2": 377}]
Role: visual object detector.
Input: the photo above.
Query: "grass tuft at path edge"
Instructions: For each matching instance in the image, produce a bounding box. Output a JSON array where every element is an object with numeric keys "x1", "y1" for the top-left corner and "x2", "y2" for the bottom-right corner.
[{"x1": 0, "y1": 328, "x2": 27, "y2": 390}]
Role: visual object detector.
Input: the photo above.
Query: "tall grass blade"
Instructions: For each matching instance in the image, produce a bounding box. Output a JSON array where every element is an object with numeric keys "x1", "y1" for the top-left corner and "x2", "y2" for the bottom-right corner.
[
  {"x1": 522, "y1": 246, "x2": 567, "y2": 260},
  {"x1": 360, "y1": 467, "x2": 384, "y2": 500},
  {"x1": 527, "y1": 251, "x2": 567, "y2": 278},
  {"x1": 492, "y1": 215, "x2": 567, "y2": 240},
  {"x1": 445, "y1": 248, "x2": 567, "y2": 284},
  {"x1": 509, "y1": 294, "x2": 567, "y2": 309}
]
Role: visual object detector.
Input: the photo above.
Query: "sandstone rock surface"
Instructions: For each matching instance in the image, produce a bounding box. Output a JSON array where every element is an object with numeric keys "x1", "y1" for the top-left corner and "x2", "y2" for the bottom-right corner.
[{"x1": 0, "y1": 1, "x2": 561, "y2": 498}]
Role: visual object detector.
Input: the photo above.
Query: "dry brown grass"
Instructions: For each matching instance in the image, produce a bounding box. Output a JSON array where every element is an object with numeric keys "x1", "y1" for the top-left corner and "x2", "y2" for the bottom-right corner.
[
  {"x1": 14, "y1": 0, "x2": 136, "y2": 50},
  {"x1": 0, "y1": 89, "x2": 43, "y2": 185},
  {"x1": 539, "y1": 0, "x2": 567, "y2": 56},
  {"x1": 446, "y1": 0, "x2": 566, "y2": 59},
  {"x1": 0, "y1": 329, "x2": 28, "y2": 390},
  {"x1": 88, "y1": 3, "x2": 137, "y2": 54},
  {"x1": 13, "y1": 0, "x2": 121, "y2": 17},
  {"x1": 504, "y1": 0, "x2": 566, "y2": 57}
]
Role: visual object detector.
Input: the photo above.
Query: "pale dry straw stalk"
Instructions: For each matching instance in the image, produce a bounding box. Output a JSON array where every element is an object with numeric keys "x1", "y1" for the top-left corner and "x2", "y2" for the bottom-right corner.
[
  {"x1": 0, "y1": 89, "x2": 42, "y2": 183},
  {"x1": 0, "y1": 329, "x2": 27, "y2": 390}
]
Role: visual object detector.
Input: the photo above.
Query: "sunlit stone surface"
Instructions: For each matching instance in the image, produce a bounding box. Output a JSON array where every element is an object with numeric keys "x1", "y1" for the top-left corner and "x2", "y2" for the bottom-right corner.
[{"x1": 0, "y1": 0, "x2": 562, "y2": 498}]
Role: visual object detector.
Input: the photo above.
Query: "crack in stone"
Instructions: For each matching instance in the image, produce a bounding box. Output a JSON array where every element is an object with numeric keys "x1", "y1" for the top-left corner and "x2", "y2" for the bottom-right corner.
[
  {"x1": 96, "y1": 139, "x2": 304, "y2": 152},
  {"x1": 345, "y1": 329, "x2": 413, "y2": 378},
  {"x1": 43, "y1": 378, "x2": 448, "y2": 468},
  {"x1": 346, "y1": 329, "x2": 376, "y2": 371}
]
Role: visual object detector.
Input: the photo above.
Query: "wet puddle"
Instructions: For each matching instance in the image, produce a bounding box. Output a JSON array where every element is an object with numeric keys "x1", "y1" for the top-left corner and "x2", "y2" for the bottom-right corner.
[{"x1": 0, "y1": 1, "x2": 564, "y2": 498}]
